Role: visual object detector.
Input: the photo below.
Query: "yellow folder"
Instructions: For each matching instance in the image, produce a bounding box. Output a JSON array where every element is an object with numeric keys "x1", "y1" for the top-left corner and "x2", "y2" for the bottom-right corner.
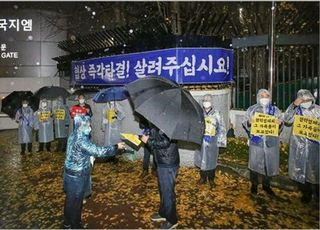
[{"x1": 120, "y1": 133, "x2": 142, "y2": 146}]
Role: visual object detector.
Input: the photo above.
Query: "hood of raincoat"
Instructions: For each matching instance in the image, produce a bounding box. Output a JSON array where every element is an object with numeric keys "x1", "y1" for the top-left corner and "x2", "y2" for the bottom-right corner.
[
  {"x1": 297, "y1": 89, "x2": 315, "y2": 104},
  {"x1": 256, "y1": 89, "x2": 271, "y2": 105},
  {"x1": 56, "y1": 96, "x2": 64, "y2": 106},
  {"x1": 38, "y1": 98, "x2": 51, "y2": 111},
  {"x1": 73, "y1": 115, "x2": 91, "y2": 136}
]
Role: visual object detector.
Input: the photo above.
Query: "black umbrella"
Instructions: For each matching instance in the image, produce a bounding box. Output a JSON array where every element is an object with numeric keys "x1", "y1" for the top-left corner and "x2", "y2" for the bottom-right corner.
[
  {"x1": 1, "y1": 91, "x2": 38, "y2": 118},
  {"x1": 34, "y1": 86, "x2": 70, "y2": 100},
  {"x1": 126, "y1": 77, "x2": 205, "y2": 145}
]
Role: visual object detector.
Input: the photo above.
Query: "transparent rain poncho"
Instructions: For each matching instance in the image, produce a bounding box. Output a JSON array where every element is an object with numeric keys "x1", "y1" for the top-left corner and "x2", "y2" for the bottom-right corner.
[
  {"x1": 194, "y1": 94, "x2": 227, "y2": 171},
  {"x1": 242, "y1": 89, "x2": 283, "y2": 176},
  {"x1": 283, "y1": 89, "x2": 320, "y2": 184},
  {"x1": 34, "y1": 98, "x2": 54, "y2": 143}
]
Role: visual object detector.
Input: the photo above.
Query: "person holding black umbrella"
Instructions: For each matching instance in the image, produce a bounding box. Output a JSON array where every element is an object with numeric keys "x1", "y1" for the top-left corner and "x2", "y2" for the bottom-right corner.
[
  {"x1": 141, "y1": 125, "x2": 179, "y2": 229},
  {"x1": 15, "y1": 98, "x2": 34, "y2": 155},
  {"x1": 126, "y1": 77, "x2": 205, "y2": 229},
  {"x1": 194, "y1": 94, "x2": 227, "y2": 189},
  {"x1": 34, "y1": 98, "x2": 54, "y2": 152}
]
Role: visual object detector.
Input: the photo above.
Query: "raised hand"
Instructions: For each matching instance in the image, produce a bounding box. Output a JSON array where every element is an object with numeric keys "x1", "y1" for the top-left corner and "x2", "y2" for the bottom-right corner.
[{"x1": 293, "y1": 97, "x2": 304, "y2": 106}]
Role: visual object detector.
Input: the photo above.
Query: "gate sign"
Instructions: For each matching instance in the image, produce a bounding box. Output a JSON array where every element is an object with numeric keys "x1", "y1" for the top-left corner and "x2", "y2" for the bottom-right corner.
[{"x1": 71, "y1": 47, "x2": 233, "y2": 85}]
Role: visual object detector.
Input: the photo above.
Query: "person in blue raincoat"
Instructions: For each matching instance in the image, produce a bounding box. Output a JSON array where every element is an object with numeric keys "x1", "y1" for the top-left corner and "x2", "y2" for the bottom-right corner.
[
  {"x1": 15, "y1": 99, "x2": 34, "y2": 155},
  {"x1": 53, "y1": 96, "x2": 70, "y2": 152},
  {"x1": 34, "y1": 98, "x2": 54, "y2": 152},
  {"x1": 283, "y1": 89, "x2": 320, "y2": 203},
  {"x1": 242, "y1": 89, "x2": 283, "y2": 195},
  {"x1": 101, "y1": 101, "x2": 125, "y2": 163},
  {"x1": 63, "y1": 115, "x2": 125, "y2": 229},
  {"x1": 194, "y1": 94, "x2": 227, "y2": 188}
]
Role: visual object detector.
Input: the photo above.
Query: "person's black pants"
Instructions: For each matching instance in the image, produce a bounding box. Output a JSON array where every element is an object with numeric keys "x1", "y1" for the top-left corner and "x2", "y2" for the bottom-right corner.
[
  {"x1": 142, "y1": 146, "x2": 156, "y2": 171},
  {"x1": 63, "y1": 171, "x2": 88, "y2": 229},
  {"x1": 56, "y1": 138, "x2": 67, "y2": 152},
  {"x1": 297, "y1": 181, "x2": 319, "y2": 201},
  {"x1": 200, "y1": 169, "x2": 216, "y2": 182},
  {"x1": 21, "y1": 143, "x2": 32, "y2": 154},
  {"x1": 157, "y1": 166, "x2": 178, "y2": 225},
  {"x1": 250, "y1": 170, "x2": 271, "y2": 189},
  {"x1": 38, "y1": 142, "x2": 51, "y2": 152}
]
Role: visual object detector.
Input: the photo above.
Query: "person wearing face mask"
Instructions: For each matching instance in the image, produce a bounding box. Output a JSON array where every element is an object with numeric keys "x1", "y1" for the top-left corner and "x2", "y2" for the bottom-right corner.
[
  {"x1": 72, "y1": 94, "x2": 93, "y2": 118},
  {"x1": 34, "y1": 98, "x2": 54, "y2": 152},
  {"x1": 53, "y1": 96, "x2": 70, "y2": 152},
  {"x1": 62, "y1": 115, "x2": 126, "y2": 229},
  {"x1": 194, "y1": 94, "x2": 226, "y2": 189},
  {"x1": 283, "y1": 89, "x2": 320, "y2": 203},
  {"x1": 15, "y1": 99, "x2": 34, "y2": 155},
  {"x1": 242, "y1": 89, "x2": 283, "y2": 196},
  {"x1": 101, "y1": 101, "x2": 125, "y2": 164}
]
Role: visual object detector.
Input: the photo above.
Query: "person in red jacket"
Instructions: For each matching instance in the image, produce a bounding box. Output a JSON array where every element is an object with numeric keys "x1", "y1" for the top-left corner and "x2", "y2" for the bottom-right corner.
[{"x1": 70, "y1": 94, "x2": 93, "y2": 119}]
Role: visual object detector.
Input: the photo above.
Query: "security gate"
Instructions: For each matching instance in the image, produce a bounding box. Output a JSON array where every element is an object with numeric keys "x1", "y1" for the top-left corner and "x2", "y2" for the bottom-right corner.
[{"x1": 232, "y1": 34, "x2": 319, "y2": 110}]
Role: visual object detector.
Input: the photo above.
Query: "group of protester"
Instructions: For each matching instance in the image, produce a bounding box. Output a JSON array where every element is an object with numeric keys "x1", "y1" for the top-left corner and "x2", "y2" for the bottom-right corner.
[
  {"x1": 15, "y1": 96, "x2": 71, "y2": 154},
  {"x1": 15, "y1": 93, "x2": 123, "y2": 154},
  {"x1": 134, "y1": 88, "x2": 318, "y2": 230},
  {"x1": 13, "y1": 87, "x2": 319, "y2": 229},
  {"x1": 243, "y1": 88, "x2": 319, "y2": 205}
]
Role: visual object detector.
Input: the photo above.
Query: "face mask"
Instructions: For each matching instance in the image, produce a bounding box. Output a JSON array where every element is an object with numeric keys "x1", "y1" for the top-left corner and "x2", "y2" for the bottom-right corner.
[
  {"x1": 300, "y1": 101, "x2": 312, "y2": 109},
  {"x1": 259, "y1": 98, "x2": 270, "y2": 106},
  {"x1": 79, "y1": 99, "x2": 85, "y2": 104},
  {"x1": 202, "y1": 101, "x2": 211, "y2": 109},
  {"x1": 22, "y1": 104, "x2": 28, "y2": 108},
  {"x1": 41, "y1": 102, "x2": 47, "y2": 108}
]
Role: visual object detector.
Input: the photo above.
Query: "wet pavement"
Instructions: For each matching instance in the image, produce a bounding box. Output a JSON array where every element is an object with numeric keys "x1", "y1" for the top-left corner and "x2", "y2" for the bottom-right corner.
[{"x1": 0, "y1": 129, "x2": 319, "y2": 229}]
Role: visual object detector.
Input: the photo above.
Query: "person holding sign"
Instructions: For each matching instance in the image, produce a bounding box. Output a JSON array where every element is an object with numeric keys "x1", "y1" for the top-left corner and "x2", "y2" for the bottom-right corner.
[
  {"x1": 15, "y1": 99, "x2": 34, "y2": 155},
  {"x1": 194, "y1": 94, "x2": 226, "y2": 188},
  {"x1": 34, "y1": 98, "x2": 54, "y2": 152},
  {"x1": 62, "y1": 115, "x2": 126, "y2": 229},
  {"x1": 53, "y1": 96, "x2": 70, "y2": 152},
  {"x1": 283, "y1": 89, "x2": 320, "y2": 203},
  {"x1": 101, "y1": 101, "x2": 125, "y2": 163},
  {"x1": 242, "y1": 89, "x2": 283, "y2": 196}
]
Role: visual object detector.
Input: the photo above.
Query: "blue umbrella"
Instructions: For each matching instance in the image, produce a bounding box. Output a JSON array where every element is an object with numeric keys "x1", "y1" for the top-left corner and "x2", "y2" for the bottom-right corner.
[{"x1": 93, "y1": 86, "x2": 129, "y2": 103}]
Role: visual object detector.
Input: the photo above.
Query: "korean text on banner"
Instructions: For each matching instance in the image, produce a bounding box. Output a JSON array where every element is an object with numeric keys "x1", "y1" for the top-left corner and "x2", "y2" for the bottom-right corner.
[
  {"x1": 292, "y1": 115, "x2": 320, "y2": 142},
  {"x1": 204, "y1": 117, "x2": 216, "y2": 137},
  {"x1": 251, "y1": 112, "x2": 279, "y2": 137},
  {"x1": 71, "y1": 47, "x2": 233, "y2": 85},
  {"x1": 39, "y1": 111, "x2": 51, "y2": 122},
  {"x1": 54, "y1": 109, "x2": 66, "y2": 120}
]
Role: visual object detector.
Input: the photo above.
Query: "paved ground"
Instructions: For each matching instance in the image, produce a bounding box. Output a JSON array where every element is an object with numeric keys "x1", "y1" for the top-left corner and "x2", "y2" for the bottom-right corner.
[{"x1": 0, "y1": 130, "x2": 319, "y2": 229}]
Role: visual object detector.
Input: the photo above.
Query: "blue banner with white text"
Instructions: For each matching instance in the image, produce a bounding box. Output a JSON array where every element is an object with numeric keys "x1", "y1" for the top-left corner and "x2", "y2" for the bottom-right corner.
[{"x1": 71, "y1": 47, "x2": 233, "y2": 85}]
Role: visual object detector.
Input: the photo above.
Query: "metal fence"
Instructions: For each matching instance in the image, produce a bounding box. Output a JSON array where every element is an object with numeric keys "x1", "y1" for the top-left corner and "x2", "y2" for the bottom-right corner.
[{"x1": 232, "y1": 34, "x2": 319, "y2": 110}]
